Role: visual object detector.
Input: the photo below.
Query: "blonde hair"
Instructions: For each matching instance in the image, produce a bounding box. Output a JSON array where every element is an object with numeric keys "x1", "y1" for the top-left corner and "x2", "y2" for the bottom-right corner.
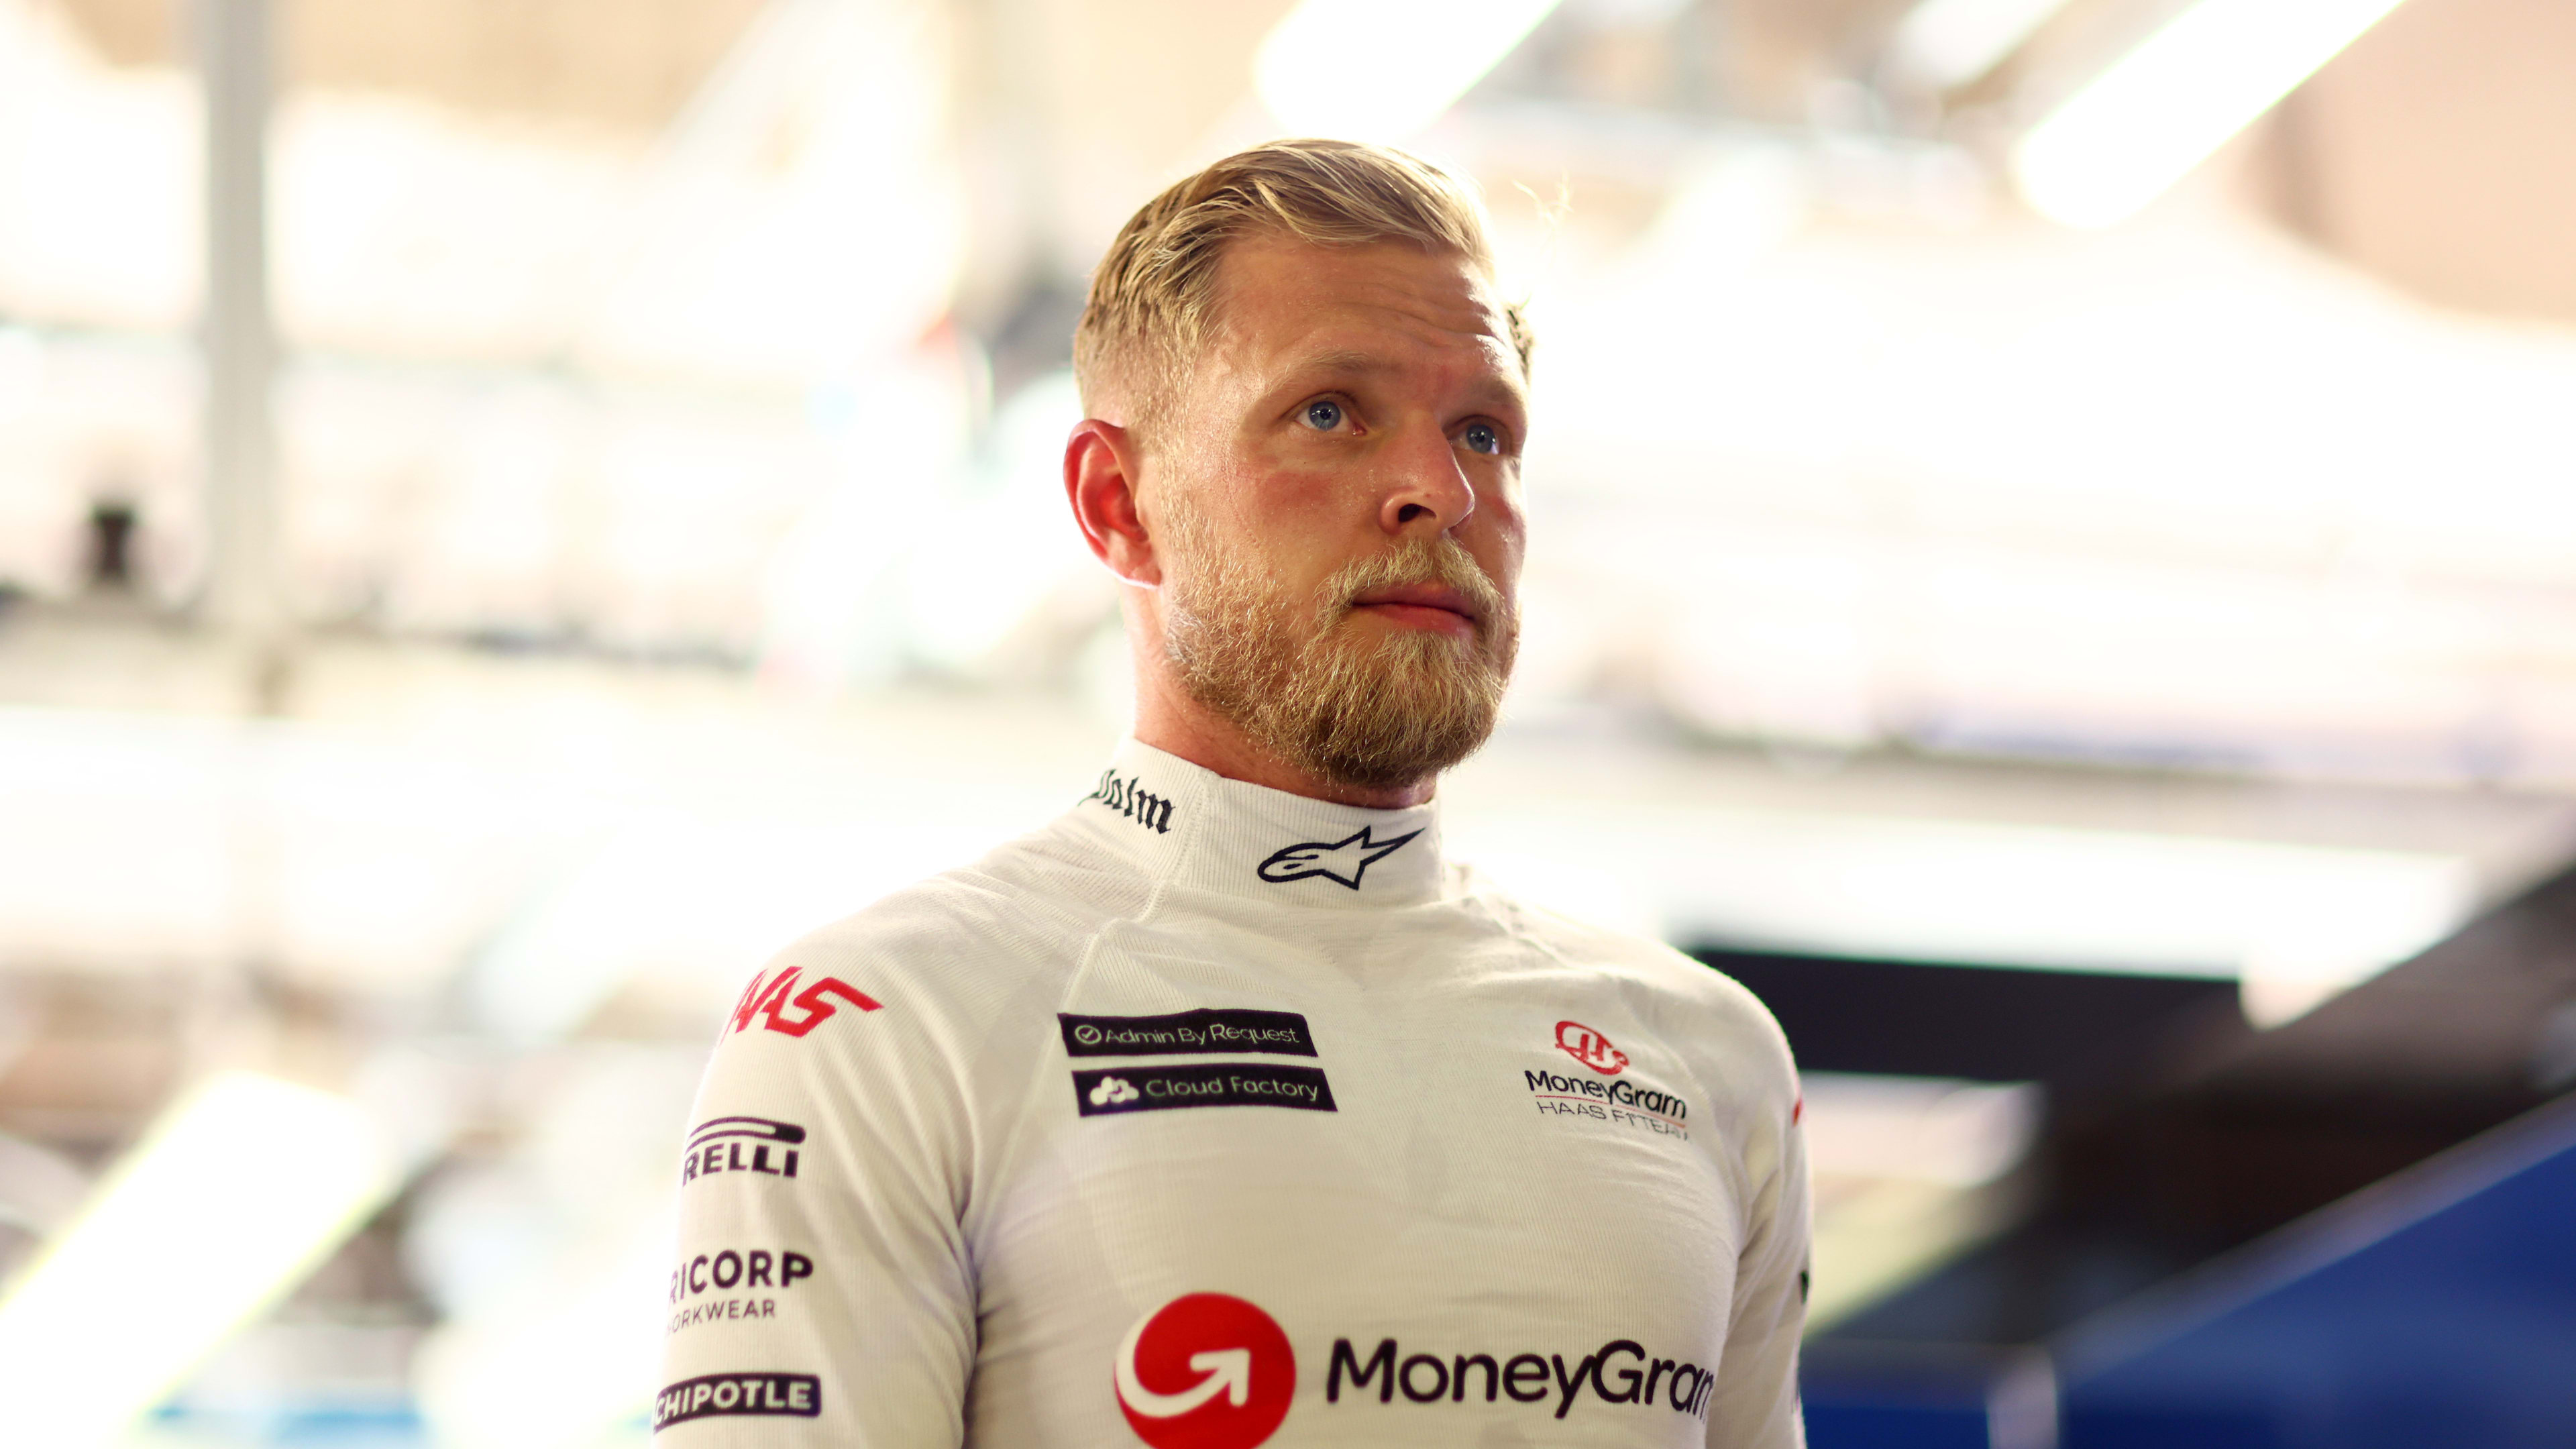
[{"x1": 1073, "y1": 138, "x2": 1531, "y2": 437}]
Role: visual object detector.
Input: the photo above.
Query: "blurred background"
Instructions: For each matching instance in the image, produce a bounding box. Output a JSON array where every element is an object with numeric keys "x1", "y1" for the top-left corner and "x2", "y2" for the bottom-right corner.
[{"x1": 3, "y1": 0, "x2": 2575, "y2": 1444}]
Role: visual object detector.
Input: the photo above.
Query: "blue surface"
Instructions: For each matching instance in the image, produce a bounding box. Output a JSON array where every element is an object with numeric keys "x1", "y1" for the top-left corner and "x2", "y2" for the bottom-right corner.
[
  {"x1": 2056, "y1": 1095, "x2": 2576, "y2": 1449},
  {"x1": 1801, "y1": 1346, "x2": 2001, "y2": 1449},
  {"x1": 1804, "y1": 1391, "x2": 1992, "y2": 1449}
]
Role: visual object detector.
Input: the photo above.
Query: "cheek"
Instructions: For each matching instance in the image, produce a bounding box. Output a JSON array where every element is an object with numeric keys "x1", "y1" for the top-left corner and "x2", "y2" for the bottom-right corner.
[
  {"x1": 1465, "y1": 509, "x2": 1527, "y2": 589},
  {"x1": 1232, "y1": 478, "x2": 1366, "y2": 576}
]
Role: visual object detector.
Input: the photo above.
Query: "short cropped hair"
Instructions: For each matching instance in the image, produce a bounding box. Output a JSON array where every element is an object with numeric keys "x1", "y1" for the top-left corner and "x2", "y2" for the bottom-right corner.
[{"x1": 1073, "y1": 138, "x2": 1532, "y2": 439}]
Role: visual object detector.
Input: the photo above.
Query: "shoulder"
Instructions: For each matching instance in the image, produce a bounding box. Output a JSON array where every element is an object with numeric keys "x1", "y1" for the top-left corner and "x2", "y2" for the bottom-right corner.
[
  {"x1": 735, "y1": 824, "x2": 1135, "y2": 1030},
  {"x1": 1470, "y1": 874, "x2": 1799, "y2": 1110},
  {"x1": 694, "y1": 826, "x2": 1128, "y2": 1118}
]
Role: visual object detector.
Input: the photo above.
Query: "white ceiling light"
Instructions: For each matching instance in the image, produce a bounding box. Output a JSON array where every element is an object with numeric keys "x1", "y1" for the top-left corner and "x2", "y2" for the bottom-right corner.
[
  {"x1": 1890, "y1": 0, "x2": 2080, "y2": 89},
  {"x1": 0, "y1": 1073, "x2": 401, "y2": 1447},
  {"x1": 1255, "y1": 0, "x2": 1562, "y2": 142},
  {"x1": 1452, "y1": 795, "x2": 2473, "y2": 985},
  {"x1": 2012, "y1": 0, "x2": 2412, "y2": 227}
]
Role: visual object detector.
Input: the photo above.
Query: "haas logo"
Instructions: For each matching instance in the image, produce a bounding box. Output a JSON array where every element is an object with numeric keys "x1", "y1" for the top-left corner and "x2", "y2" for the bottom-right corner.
[
  {"x1": 1114, "y1": 1293, "x2": 1295, "y2": 1449},
  {"x1": 1556, "y1": 1020, "x2": 1628, "y2": 1075},
  {"x1": 730, "y1": 967, "x2": 881, "y2": 1038}
]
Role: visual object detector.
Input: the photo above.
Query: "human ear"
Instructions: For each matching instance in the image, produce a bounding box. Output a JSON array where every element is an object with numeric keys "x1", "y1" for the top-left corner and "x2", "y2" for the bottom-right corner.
[{"x1": 1063, "y1": 419, "x2": 1161, "y2": 588}]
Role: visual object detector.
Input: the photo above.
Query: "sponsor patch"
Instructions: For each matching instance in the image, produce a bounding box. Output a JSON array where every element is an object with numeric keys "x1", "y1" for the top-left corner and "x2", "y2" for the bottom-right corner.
[
  {"x1": 729, "y1": 967, "x2": 880, "y2": 1038},
  {"x1": 1255, "y1": 826, "x2": 1421, "y2": 890},
  {"x1": 1073, "y1": 1063, "x2": 1336, "y2": 1117},
  {"x1": 668, "y1": 1295, "x2": 780, "y2": 1334},
  {"x1": 669, "y1": 1248, "x2": 815, "y2": 1303},
  {"x1": 682, "y1": 1116, "x2": 804, "y2": 1187},
  {"x1": 1554, "y1": 1020, "x2": 1629, "y2": 1075},
  {"x1": 1326, "y1": 1336, "x2": 1714, "y2": 1421},
  {"x1": 1087, "y1": 768, "x2": 1175, "y2": 835},
  {"x1": 1106, "y1": 1299, "x2": 1717, "y2": 1440},
  {"x1": 1524, "y1": 1067, "x2": 1690, "y2": 1140},
  {"x1": 1116, "y1": 1294, "x2": 1297, "y2": 1449},
  {"x1": 653, "y1": 1372, "x2": 820, "y2": 1429},
  {"x1": 1059, "y1": 1008, "x2": 1318, "y2": 1059}
]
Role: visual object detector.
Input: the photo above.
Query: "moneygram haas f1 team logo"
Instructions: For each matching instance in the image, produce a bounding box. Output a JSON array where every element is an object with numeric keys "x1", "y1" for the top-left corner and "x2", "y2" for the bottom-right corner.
[
  {"x1": 730, "y1": 967, "x2": 881, "y2": 1038},
  {"x1": 1115, "y1": 1294, "x2": 1296, "y2": 1449},
  {"x1": 1556, "y1": 1020, "x2": 1629, "y2": 1075}
]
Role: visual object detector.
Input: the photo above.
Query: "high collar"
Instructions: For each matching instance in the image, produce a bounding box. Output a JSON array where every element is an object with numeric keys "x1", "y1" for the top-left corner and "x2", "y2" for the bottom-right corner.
[{"x1": 1065, "y1": 739, "x2": 1448, "y2": 910}]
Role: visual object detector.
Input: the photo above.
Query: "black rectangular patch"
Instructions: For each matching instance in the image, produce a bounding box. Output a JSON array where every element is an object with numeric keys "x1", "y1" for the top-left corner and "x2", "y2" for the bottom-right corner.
[
  {"x1": 1059, "y1": 1008, "x2": 1318, "y2": 1059},
  {"x1": 1073, "y1": 1063, "x2": 1337, "y2": 1116},
  {"x1": 654, "y1": 1372, "x2": 822, "y2": 1429}
]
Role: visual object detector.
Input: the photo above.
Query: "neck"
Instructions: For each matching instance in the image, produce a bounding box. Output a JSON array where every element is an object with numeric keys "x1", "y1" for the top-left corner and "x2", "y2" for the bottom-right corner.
[{"x1": 1130, "y1": 663, "x2": 1436, "y2": 810}]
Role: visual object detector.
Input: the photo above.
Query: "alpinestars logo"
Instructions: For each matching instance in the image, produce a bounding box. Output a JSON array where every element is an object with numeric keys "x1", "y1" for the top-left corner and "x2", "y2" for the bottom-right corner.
[
  {"x1": 1114, "y1": 1293, "x2": 1297, "y2": 1449},
  {"x1": 1555, "y1": 1020, "x2": 1628, "y2": 1074},
  {"x1": 729, "y1": 967, "x2": 881, "y2": 1038},
  {"x1": 1256, "y1": 826, "x2": 1422, "y2": 890}
]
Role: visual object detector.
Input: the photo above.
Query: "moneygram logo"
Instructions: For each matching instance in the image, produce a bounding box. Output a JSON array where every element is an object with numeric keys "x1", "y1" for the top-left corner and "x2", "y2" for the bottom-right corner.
[
  {"x1": 1114, "y1": 1293, "x2": 1296, "y2": 1449},
  {"x1": 1554, "y1": 1020, "x2": 1628, "y2": 1075}
]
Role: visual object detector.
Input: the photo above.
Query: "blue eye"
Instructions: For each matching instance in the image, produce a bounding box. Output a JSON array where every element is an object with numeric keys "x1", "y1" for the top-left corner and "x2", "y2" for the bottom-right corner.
[
  {"x1": 1461, "y1": 421, "x2": 1502, "y2": 455},
  {"x1": 1301, "y1": 399, "x2": 1344, "y2": 431}
]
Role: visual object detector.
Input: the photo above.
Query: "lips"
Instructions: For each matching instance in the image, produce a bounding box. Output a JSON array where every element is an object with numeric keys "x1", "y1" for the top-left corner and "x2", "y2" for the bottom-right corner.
[{"x1": 1348, "y1": 582, "x2": 1479, "y2": 626}]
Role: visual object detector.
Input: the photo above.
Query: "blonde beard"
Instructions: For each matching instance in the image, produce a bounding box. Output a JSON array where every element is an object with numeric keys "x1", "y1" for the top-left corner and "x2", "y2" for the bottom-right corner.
[{"x1": 1159, "y1": 500, "x2": 1517, "y2": 792}]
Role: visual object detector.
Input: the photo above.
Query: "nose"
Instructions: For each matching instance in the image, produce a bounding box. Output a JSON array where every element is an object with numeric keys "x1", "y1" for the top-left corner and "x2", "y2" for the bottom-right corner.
[{"x1": 1377, "y1": 425, "x2": 1476, "y2": 537}]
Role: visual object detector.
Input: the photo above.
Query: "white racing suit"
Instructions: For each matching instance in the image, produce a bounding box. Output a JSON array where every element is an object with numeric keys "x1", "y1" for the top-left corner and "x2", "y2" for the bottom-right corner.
[{"x1": 659, "y1": 738, "x2": 1809, "y2": 1447}]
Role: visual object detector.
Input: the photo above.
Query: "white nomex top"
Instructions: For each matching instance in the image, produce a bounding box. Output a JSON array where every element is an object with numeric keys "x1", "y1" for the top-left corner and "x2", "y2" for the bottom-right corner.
[{"x1": 659, "y1": 738, "x2": 1811, "y2": 1448}]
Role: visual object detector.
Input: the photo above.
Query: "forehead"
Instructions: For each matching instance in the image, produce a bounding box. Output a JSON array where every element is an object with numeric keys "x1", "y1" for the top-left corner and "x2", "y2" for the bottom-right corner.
[{"x1": 1203, "y1": 236, "x2": 1523, "y2": 396}]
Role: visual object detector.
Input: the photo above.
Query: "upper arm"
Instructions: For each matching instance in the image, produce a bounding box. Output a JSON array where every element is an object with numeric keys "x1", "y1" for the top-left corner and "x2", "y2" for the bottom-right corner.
[
  {"x1": 657, "y1": 959, "x2": 977, "y2": 1445},
  {"x1": 1705, "y1": 1094, "x2": 1809, "y2": 1447},
  {"x1": 1690, "y1": 979, "x2": 1810, "y2": 1449}
]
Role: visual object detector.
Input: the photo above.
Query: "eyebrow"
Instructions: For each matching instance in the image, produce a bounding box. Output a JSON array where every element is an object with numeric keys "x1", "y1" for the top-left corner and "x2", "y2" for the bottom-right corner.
[{"x1": 1272, "y1": 347, "x2": 1530, "y2": 417}]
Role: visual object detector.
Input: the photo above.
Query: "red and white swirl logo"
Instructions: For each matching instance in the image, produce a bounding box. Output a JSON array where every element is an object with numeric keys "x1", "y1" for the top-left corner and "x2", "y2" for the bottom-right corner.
[
  {"x1": 1114, "y1": 1293, "x2": 1296, "y2": 1449},
  {"x1": 1555, "y1": 1020, "x2": 1629, "y2": 1075}
]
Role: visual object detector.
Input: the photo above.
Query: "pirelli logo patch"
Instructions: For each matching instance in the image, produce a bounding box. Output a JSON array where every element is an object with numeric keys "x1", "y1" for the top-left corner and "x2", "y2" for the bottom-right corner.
[
  {"x1": 1073, "y1": 1062, "x2": 1336, "y2": 1116},
  {"x1": 682, "y1": 1116, "x2": 803, "y2": 1187},
  {"x1": 653, "y1": 1371, "x2": 821, "y2": 1429},
  {"x1": 1059, "y1": 1008, "x2": 1318, "y2": 1059}
]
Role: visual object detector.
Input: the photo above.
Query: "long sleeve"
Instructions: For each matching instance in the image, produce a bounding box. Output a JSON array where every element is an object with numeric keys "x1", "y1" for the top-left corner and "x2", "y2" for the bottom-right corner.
[
  {"x1": 657, "y1": 961, "x2": 977, "y2": 1446},
  {"x1": 1705, "y1": 1085, "x2": 1811, "y2": 1448}
]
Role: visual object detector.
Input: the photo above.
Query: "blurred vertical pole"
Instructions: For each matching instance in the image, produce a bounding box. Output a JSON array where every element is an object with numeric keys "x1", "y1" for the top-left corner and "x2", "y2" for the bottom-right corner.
[
  {"x1": 197, "y1": 0, "x2": 286, "y2": 709},
  {"x1": 197, "y1": 0, "x2": 287, "y2": 1086}
]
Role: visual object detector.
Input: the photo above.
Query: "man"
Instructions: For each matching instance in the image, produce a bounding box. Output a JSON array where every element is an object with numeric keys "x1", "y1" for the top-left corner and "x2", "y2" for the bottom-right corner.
[{"x1": 659, "y1": 139, "x2": 1809, "y2": 1447}]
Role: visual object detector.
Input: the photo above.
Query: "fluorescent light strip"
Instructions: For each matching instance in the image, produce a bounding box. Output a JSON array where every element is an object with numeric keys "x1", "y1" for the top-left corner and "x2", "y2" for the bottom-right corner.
[
  {"x1": 2013, "y1": 0, "x2": 2411, "y2": 227},
  {"x1": 1255, "y1": 0, "x2": 1562, "y2": 142},
  {"x1": 0, "y1": 1073, "x2": 400, "y2": 1447}
]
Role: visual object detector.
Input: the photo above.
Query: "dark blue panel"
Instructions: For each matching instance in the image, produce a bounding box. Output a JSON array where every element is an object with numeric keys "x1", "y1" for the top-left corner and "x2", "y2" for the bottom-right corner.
[
  {"x1": 1805, "y1": 1393, "x2": 1992, "y2": 1449},
  {"x1": 2062, "y1": 1403, "x2": 2282, "y2": 1449},
  {"x1": 1804, "y1": 1352, "x2": 1997, "y2": 1449},
  {"x1": 2057, "y1": 1095, "x2": 2576, "y2": 1449}
]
